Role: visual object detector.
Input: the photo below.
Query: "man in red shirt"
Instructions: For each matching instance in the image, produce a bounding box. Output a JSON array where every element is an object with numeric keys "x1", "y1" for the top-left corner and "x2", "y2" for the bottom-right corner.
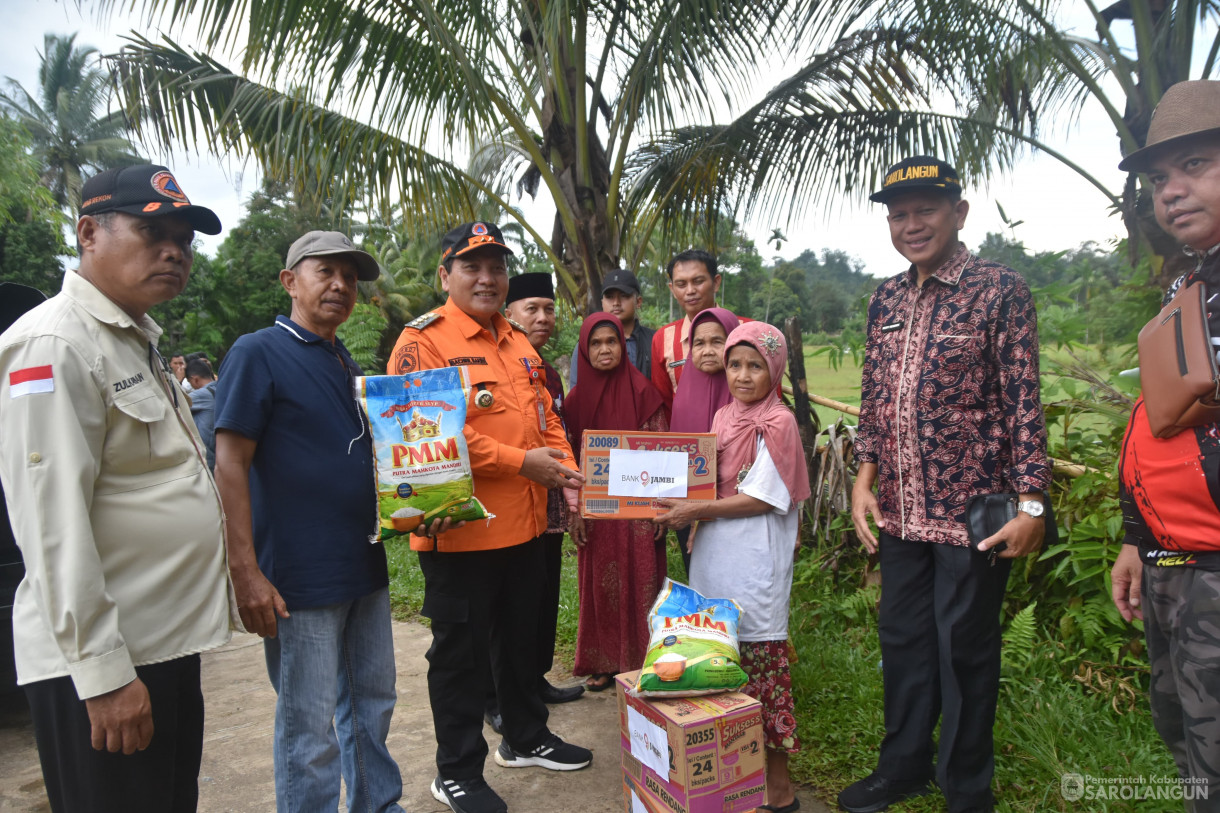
[{"x1": 650, "y1": 250, "x2": 721, "y2": 408}]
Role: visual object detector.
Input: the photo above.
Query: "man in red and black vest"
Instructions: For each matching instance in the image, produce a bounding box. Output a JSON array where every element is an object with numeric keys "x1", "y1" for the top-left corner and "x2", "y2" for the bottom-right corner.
[{"x1": 1113, "y1": 80, "x2": 1220, "y2": 804}]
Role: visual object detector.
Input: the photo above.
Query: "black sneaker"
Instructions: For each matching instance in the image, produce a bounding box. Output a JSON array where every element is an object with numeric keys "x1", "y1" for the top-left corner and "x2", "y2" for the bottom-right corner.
[
  {"x1": 431, "y1": 775, "x2": 507, "y2": 813},
  {"x1": 493, "y1": 734, "x2": 592, "y2": 771},
  {"x1": 837, "y1": 772, "x2": 932, "y2": 813}
]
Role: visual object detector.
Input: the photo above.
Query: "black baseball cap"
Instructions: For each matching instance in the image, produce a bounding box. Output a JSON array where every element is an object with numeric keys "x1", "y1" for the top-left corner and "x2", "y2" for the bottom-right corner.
[
  {"x1": 440, "y1": 221, "x2": 514, "y2": 263},
  {"x1": 79, "y1": 164, "x2": 222, "y2": 234},
  {"x1": 601, "y1": 268, "x2": 641, "y2": 296},
  {"x1": 869, "y1": 156, "x2": 961, "y2": 204}
]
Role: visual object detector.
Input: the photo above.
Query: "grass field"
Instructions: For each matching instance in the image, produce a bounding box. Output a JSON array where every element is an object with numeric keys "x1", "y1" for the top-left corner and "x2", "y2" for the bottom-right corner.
[{"x1": 800, "y1": 346, "x2": 864, "y2": 426}]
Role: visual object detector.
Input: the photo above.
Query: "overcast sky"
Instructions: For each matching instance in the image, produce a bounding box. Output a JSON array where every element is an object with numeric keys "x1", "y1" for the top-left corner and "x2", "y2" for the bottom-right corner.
[{"x1": 5, "y1": 0, "x2": 1197, "y2": 277}]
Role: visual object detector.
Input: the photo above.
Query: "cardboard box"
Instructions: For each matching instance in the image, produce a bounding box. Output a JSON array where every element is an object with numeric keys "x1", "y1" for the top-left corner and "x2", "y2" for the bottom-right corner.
[
  {"x1": 622, "y1": 763, "x2": 765, "y2": 813},
  {"x1": 616, "y1": 672, "x2": 765, "y2": 813},
  {"x1": 579, "y1": 431, "x2": 717, "y2": 519}
]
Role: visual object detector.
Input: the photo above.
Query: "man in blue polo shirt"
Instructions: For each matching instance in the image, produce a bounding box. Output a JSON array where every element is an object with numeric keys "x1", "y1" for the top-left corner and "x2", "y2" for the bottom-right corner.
[{"x1": 213, "y1": 230, "x2": 404, "y2": 813}]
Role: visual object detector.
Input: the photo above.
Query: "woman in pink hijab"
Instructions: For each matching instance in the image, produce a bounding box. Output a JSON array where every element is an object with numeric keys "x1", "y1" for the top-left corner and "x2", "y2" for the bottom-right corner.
[
  {"x1": 669, "y1": 307, "x2": 740, "y2": 575},
  {"x1": 654, "y1": 321, "x2": 809, "y2": 813}
]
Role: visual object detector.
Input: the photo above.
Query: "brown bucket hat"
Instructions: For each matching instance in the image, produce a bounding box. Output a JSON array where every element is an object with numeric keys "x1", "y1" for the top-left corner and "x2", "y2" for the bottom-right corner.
[{"x1": 1119, "y1": 80, "x2": 1220, "y2": 172}]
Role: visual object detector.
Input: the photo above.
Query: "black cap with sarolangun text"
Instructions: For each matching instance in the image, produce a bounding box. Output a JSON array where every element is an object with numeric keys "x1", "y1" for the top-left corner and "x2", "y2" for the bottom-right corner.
[
  {"x1": 869, "y1": 156, "x2": 961, "y2": 204},
  {"x1": 79, "y1": 164, "x2": 222, "y2": 234}
]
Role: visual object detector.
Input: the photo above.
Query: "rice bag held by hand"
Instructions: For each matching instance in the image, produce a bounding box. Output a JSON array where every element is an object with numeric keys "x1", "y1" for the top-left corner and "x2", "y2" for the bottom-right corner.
[{"x1": 355, "y1": 367, "x2": 492, "y2": 548}]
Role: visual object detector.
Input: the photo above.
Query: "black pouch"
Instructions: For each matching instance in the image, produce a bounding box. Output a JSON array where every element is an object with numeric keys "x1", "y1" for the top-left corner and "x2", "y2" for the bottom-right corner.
[{"x1": 964, "y1": 492, "x2": 1058, "y2": 553}]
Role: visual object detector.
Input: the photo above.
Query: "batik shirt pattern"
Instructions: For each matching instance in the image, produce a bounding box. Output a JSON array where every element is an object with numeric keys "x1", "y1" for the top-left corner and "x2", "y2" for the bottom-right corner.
[{"x1": 855, "y1": 244, "x2": 1050, "y2": 545}]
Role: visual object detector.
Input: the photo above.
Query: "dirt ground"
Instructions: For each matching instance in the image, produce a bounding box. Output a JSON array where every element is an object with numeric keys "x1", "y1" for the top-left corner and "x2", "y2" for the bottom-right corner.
[{"x1": 0, "y1": 620, "x2": 831, "y2": 812}]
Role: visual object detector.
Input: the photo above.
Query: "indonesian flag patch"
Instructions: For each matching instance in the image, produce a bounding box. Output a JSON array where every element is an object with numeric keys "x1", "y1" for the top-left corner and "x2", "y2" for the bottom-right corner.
[{"x1": 9, "y1": 365, "x2": 54, "y2": 398}]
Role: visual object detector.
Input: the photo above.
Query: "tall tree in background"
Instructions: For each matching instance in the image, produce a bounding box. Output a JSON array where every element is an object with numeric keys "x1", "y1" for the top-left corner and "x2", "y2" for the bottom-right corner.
[
  {"x1": 0, "y1": 34, "x2": 142, "y2": 213},
  {"x1": 699, "y1": 0, "x2": 1219, "y2": 285},
  {"x1": 0, "y1": 116, "x2": 69, "y2": 294},
  {"x1": 104, "y1": 0, "x2": 1030, "y2": 309},
  {"x1": 949, "y1": 0, "x2": 1220, "y2": 283}
]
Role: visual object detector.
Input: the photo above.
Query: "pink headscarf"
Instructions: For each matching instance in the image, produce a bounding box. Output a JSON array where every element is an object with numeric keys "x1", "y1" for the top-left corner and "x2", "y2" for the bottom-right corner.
[
  {"x1": 710, "y1": 322, "x2": 810, "y2": 504},
  {"x1": 671, "y1": 308, "x2": 740, "y2": 433}
]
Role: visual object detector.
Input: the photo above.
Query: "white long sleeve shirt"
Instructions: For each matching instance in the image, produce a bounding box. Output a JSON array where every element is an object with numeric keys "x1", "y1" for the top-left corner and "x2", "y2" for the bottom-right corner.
[{"x1": 0, "y1": 271, "x2": 230, "y2": 699}]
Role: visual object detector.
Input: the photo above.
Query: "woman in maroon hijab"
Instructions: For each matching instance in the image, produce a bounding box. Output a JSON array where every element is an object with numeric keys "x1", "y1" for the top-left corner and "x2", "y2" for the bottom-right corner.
[{"x1": 564, "y1": 313, "x2": 669, "y2": 691}]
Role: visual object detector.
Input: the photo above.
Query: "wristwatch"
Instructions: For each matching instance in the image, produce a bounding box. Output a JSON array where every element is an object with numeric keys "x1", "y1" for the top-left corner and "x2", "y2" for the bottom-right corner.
[{"x1": 1017, "y1": 499, "x2": 1045, "y2": 518}]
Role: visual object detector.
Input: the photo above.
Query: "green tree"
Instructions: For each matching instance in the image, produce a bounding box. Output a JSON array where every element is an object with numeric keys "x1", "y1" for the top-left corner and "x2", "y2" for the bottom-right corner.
[
  {"x1": 720, "y1": 232, "x2": 766, "y2": 319},
  {"x1": 105, "y1": 0, "x2": 978, "y2": 310},
  {"x1": 336, "y1": 302, "x2": 389, "y2": 372},
  {"x1": 807, "y1": 280, "x2": 850, "y2": 334},
  {"x1": 1, "y1": 34, "x2": 142, "y2": 212},
  {"x1": 974, "y1": 231, "x2": 1161, "y2": 346},
  {"x1": 751, "y1": 277, "x2": 800, "y2": 330},
  {"x1": 0, "y1": 117, "x2": 69, "y2": 294},
  {"x1": 151, "y1": 180, "x2": 349, "y2": 360}
]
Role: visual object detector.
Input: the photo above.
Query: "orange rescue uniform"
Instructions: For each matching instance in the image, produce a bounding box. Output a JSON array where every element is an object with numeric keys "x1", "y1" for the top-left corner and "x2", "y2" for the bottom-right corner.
[{"x1": 389, "y1": 299, "x2": 576, "y2": 553}]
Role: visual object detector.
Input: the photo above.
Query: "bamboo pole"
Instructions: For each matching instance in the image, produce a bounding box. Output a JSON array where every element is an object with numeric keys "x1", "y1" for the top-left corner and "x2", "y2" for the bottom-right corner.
[
  {"x1": 781, "y1": 385, "x2": 1096, "y2": 478},
  {"x1": 784, "y1": 318, "x2": 820, "y2": 496}
]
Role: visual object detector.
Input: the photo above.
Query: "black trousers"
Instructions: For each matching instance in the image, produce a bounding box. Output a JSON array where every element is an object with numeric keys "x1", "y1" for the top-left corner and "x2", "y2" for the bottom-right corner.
[
  {"x1": 419, "y1": 538, "x2": 550, "y2": 779},
  {"x1": 877, "y1": 534, "x2": 1011, "y2": 813},
  {"x1": 536, "y1": 531, "x2": 564, "y2": 678},
  {"x1": 485, "y1": 531, "x2": 563, "y2": 715},
  {"x1": 24, "y1": 655, "x2": 205, "y2": 813}
]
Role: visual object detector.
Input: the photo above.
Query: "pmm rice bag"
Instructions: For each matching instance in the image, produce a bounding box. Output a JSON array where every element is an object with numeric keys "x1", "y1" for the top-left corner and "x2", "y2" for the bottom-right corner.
[
  {"x1": 355, "y1": 367, "x2": 492, "y2": 545},
  {"x1": 635, "y1": 578, "x2": 748, "y2": 697}
]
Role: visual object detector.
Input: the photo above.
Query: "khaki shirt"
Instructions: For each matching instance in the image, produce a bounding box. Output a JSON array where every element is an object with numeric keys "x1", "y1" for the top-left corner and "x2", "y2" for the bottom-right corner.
[{"x1": 0, "y1": 271, "x2": 230, "y2": 699}]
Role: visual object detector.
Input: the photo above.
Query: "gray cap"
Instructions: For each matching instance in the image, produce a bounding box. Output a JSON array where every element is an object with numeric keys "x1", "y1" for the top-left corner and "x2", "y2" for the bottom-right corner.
[{"x1": 285, "y1": 230, "x2": 380, "y2": 281}]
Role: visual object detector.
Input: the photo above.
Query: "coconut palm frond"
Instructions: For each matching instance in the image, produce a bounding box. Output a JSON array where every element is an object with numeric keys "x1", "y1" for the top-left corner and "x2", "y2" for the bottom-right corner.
[{"x1": 110, "y1": 34, "x2": 493, "y2": 233}]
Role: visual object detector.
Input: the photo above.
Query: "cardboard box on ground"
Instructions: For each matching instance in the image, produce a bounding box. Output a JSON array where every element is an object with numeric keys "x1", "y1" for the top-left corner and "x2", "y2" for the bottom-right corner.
[
  {"x1": 615, "y1": 671, "x2": 765, "y2": 813},
  {"x1": 580, "y1": 431, "x2": 717, "y2": 520}
]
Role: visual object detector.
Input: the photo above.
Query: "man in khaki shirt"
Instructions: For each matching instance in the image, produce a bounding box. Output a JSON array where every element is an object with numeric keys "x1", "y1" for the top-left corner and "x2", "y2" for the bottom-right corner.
[{"x1": 0, "y1": 164, "x2": 230, "y2": 813}]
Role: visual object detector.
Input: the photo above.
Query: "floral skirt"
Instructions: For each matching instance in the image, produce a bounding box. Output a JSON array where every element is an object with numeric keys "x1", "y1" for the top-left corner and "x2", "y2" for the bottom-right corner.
[{"x1": 740, "y1": 640, "x2": 801, "y2": 753}]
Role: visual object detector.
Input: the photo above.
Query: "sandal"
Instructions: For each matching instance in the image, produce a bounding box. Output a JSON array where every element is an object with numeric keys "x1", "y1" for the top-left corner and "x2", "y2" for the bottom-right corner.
[
  {"x1": 584, "y1": 673, "x2": 615, "y2": 692},
  {"x1": 758, "y1": 800, "x2": 800, "y2": 813}
]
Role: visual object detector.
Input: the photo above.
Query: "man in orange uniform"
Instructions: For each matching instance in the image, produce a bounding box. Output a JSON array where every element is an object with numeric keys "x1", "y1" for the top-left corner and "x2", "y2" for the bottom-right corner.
[
  {"x1": 389, "y1": 222, "x2": 591, "y2": 813},
  {"x1": 649, "y1": 249, "x2": 722, "y2": 408}
]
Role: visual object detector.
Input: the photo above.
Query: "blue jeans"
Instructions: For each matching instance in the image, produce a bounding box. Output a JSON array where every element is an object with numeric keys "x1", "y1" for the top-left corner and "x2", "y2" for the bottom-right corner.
[{"x1": 264, "y1": 586, "x2": 404, "y2": 813}]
